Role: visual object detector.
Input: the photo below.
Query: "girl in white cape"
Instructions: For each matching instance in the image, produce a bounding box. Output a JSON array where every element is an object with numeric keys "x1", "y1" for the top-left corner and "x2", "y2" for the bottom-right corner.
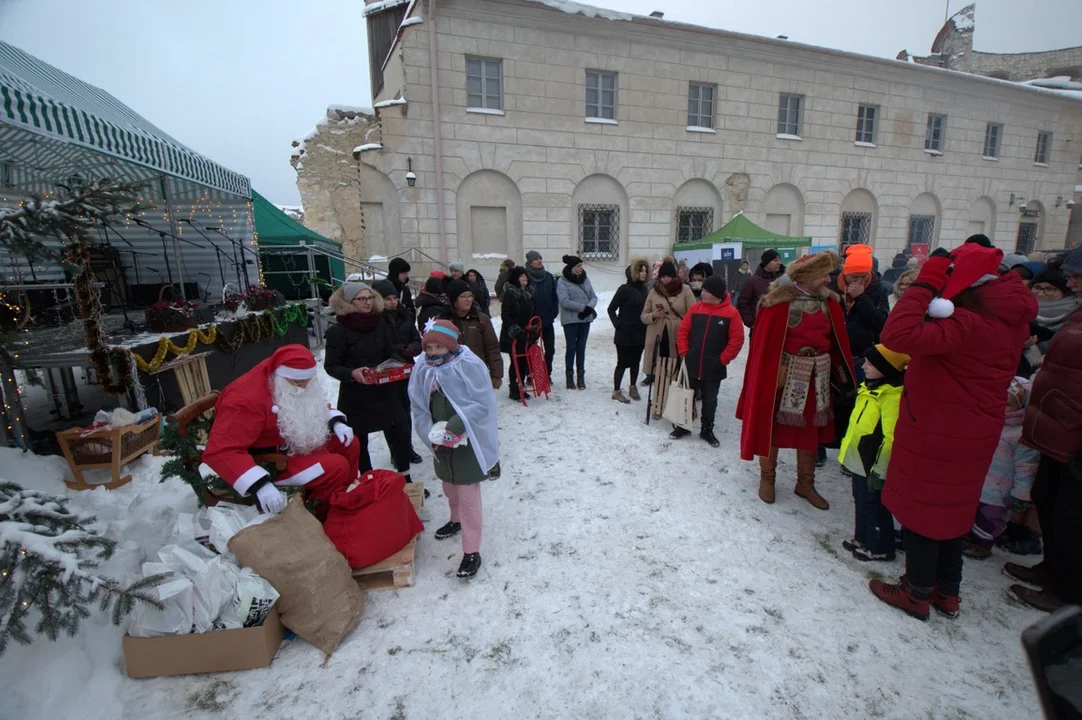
[{"x1": 408, "y1": 319, "x2": 500, "y2": 579}]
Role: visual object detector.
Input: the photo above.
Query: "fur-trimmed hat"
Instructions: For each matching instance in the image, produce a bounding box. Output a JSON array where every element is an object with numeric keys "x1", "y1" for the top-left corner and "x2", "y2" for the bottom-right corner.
[
  {"x1": 786, "y1": 250, "x2": 838, "y2": 286},
  {"x1": 927, "y1": 244, "x2": 1004, "y2": 319}
]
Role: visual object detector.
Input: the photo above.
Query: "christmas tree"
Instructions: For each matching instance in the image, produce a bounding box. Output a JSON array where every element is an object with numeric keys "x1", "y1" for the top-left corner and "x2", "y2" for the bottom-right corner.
[{"x1": 0, "y1": 481, "x2": 163, "y2": 655}]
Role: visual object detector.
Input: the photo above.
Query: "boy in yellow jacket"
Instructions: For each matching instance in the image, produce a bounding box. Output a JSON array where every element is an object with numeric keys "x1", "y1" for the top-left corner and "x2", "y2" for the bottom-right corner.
[{"x1": 839, "y1": 344, "x2": 909, "y2": 561}]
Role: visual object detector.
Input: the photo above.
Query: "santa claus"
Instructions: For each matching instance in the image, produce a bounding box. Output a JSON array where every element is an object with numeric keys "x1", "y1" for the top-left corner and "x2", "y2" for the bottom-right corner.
[{"x1": 202, "y1": 344, "x2": 361, "y2": 514}]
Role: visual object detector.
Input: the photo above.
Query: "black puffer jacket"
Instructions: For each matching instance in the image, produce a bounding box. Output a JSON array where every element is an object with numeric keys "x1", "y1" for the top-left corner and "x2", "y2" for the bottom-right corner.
[
  {"x1": 324, "y1": 289, "x2": 408, "y2": 434},
  {"x1": 500, "y1": 269, "x2": 536, "y2": 353},
  {"x1": 843, "y1": 279, "x2": 891, "y2": 356},
  {"x1": 415, "y1": 291, "x2": 447, "y2": 334},
  {"x1": 736, "y1": 265, "x2": 784, "y2": 328},
  {"x1": 607, "y1": 258, "x2": 649, "y2": 347},
  {"x1": 383, "y1": 305, "x2": 422, "y2": 359},
  {"x1": 466, "y1": 270, "x2": 491, "y2": 316}
]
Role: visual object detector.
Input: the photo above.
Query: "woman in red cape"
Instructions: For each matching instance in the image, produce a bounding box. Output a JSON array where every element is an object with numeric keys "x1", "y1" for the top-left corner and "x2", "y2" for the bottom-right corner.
[{"x1": 736, "y1": 250, "x2": 856, "y2": 510}]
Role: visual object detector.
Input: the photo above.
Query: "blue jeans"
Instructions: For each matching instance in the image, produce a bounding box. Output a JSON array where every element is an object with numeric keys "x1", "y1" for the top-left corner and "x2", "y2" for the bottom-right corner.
[
  {"x1": 852, "y1": 473, "x2": 895, "y2": 556},
  {"x1": 563, "y1": 322, "x2": 590, "y2": 376}
]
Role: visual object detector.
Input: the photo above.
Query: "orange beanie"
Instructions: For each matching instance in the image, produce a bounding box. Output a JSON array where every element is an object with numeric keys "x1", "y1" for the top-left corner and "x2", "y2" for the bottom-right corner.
[{"x1": 842, "y1": 245, "x2": 874, "y2": 275}]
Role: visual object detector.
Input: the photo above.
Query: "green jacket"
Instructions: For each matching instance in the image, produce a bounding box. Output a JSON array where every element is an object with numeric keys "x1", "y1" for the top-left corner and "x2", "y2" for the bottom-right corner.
[
  {"x1": 430, "y1": 390, "x2": 487, "y2": 485},
  {"x1": 838, "y1": 381, "x2": 903, "y2": 489}
]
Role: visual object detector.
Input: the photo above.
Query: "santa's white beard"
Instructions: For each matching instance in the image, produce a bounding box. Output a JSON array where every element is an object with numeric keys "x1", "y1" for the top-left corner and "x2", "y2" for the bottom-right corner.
[{"x1": 272, "y1": 375, "x2": 330, "y2": 455}]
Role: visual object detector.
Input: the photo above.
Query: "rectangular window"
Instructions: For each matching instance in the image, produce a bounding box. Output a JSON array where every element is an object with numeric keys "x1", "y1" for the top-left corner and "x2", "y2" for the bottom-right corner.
[
  {"x1": 925, "y1": 113, "x2": 946, "y2": 152},
  {"x1": 585, "y1": 71, "x2": 618, "y2": 120},
  {"x1": 907, "y1": 214, "x2": 936, "y2": 251},
  {"x1": 777, "y1": 94, "x2": 803, "y2": 136},
  {"x1": 855, "y1": 104, "x2": 877, "y2": 144},
  {"x1": 1035, "y1": 131, "x2": 1052, "y2": 164},
  {"x1": 687, "y1": 83, "x2": 716, "y2": 129},
  {"x1": 676, "y1": 207, "x2": 714, "y2": 243},
  {"x1": 466, "y1": 57, "x2": 503, "y2": 111},
  {"x1": 578, "y1": 204, "x2": 620, "y2": 260},
  {"x1": 1016, "y1": 222, "x2": 1038, "y2": 255},
  {"x1": 983, "y1": 123, "x2": 1001, "y2": 158},
  {"x1": 839, "y1": 212, "x2": 871, "y2": 248}
]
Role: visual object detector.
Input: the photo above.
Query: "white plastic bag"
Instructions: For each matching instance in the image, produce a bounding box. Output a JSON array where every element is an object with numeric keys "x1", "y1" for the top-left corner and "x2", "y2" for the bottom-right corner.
[
  {"x1": 127, "y1": 563, "x2": 195, "y2": 637},
  {"x1": 206, "y1": 504, "x2": 261, "y2": 556},
  {"x1": 157, "y1": 542, "x2": 223, "y2": 633},
  {"x1": 216, "y1": 565, "x2": 280, "y2": 630},
  {"x1": 174, "y1": 511, "x2": 213, "y2": 550}
]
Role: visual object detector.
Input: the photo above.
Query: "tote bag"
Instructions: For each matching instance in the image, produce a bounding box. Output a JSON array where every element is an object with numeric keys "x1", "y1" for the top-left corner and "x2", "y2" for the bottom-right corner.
[{"x1": 661, "y1": 362, "x2": 695, "y2": 430}]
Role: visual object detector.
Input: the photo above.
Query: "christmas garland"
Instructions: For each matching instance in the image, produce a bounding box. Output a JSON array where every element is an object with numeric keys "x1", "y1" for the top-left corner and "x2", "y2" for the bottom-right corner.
[
  {"x1": 132, "y1": 326, "x2": 218, "y2": 374},
  {"x1": 69, "y1": 239, "x2": 134, "y2": 395}
]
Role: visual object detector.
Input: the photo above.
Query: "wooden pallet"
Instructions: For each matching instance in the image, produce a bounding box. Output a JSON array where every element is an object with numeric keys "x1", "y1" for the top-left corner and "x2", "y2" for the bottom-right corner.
[
  {"x1": 352, "y1": 537, "x2": 417, "y2": 591},
  {"x1": 404, "y1": 481, "x2": 424, "y2": 514}
]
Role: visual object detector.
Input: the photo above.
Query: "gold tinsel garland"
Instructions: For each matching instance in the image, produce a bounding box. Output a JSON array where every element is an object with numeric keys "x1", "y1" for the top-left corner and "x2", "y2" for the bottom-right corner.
[{"x1": 132, "y1": 326, "x2": 218, "y2": 374}]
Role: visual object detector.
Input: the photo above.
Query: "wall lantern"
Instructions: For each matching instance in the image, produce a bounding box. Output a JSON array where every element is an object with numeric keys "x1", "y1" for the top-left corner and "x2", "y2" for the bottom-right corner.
[{"x1": 406, "y1": 157, "x2": 416, "y2": 188}]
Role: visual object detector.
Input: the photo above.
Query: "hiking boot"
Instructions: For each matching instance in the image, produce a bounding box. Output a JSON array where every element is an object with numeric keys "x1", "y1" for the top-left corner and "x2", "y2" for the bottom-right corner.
[
  {"x1": 1007, "y1": 584, "x2": 1065, "y2": 613},
  {"x1": 566, "y1": 373, "x2": 575, "y2": 390},
  {"x1": 932, "y1": 588, "x2": 960, "y2": 619},
  {"x1": 1003, "y1": 561, "x2": 1051, "y2": 588},
  {"x1": 435, "y1": 521, "x2": 461, "y2": 540},
  {"x1": 869, "y1": 575, "x2": 930, "y2": 621},
  {"x1": 641, "y1": 374, "x2": 654, "y2": 387},
  {"x1": 758, "y1": 447, "x2": 779, "y2": 504},
  {"x1": 852, "y1": 546, "x2": 895, "y2": 562},
  {"x1": 409, "y1": 449, "x2": 423, "y2": 465},
  {"x1": 488, "y1": 461, "x2": 501, "y2": 479},
  {"x1": 628, "y1": 384, "x2": 641, "y2": 401},
  {"x1": 700, "y1": 428, "x2": 720, "y2": 448},
  {"x1": 612, "y1": 389, "x2": 631, "y2": 404},
  {"x1": 962, "y1": 536, "x2": 992, "y2": 560},
  {"x1": 457, "y1": 552, "x2": 481, "y2": 579},
  {"x1": 669, "y1": 427, "x2": 691, "y2": 439},
  {"x1": 577, "y1": 372, "x2": 586, "y2": 390},
  {"x1": 795, "y1": 450, "x2": 829, "y2": 510}
]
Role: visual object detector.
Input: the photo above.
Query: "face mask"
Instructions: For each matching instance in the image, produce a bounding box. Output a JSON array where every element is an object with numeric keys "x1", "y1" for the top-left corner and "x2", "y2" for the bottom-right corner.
[
  {"x1": 425, "y1": 352, "x2": 450, "y2": 367},
  {"x1": 691, "y1": 281, "x2": 703, "y2": 291}
]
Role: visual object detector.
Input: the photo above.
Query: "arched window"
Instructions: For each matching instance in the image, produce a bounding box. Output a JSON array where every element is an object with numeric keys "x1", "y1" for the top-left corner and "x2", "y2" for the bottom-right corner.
[{"x1": 838, "y1": 189, "x2": 878, "y2": 249}]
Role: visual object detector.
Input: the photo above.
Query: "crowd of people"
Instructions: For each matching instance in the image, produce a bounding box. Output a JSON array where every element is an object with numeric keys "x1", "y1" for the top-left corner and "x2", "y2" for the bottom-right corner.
[{"x1": 204, "y1": 240, "x2": 1081, "y2": 606}]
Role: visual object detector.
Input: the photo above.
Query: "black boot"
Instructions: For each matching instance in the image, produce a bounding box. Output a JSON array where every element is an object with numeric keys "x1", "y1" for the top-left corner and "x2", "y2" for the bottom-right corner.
[
  {"x1": 576, "y1": 371, "x2": 585, "y2": 390},
  {"x1": 457, "y1": 552, "x2": 481, "y2": 578},
  {"x1": 435, "y1": 521, "x2": 461, "y2": 540},
  {"x1": 641, "y1": 374, "x2": 655, "y2": 386},
  {"x1": 409, "y1": 448, "x2": 423, "y2": 464},
  {"x1": 669, "y1": 426, "x2": 691, "y2": 439},
  {"x1": 700, "y1": 427, "x2": 720, "y2": 447},
  {"x1": 566, "y1": 372, "x2": 575, "y2": 390}
]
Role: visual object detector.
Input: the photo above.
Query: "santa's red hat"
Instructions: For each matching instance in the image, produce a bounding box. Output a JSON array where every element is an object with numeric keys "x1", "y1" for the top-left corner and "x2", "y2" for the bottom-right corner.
[
  {"x1": 269, "y1": 344, "x2": 318, "y2": 381},
  {"x1": 927, "y1": 244, "x2": 1003, "y2": 319}
]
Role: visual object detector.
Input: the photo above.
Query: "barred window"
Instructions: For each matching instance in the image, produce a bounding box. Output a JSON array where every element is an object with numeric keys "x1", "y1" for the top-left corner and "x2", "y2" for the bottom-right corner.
[
  {"x1": 907, "y1": 214, "x2": 935, "y2": 251},
  {"x1": 578, "y1": 204, "x2": 619, "y2": 260},
  {"x1": 1016, "y1": 222, "x2": 1038, "y2": 254},
  {"x1": 855, "y1": 104, "x2": 877, "y2": 144},
  {"x1": 840, "y1": 212, "x2": 871, "y2": 248},
  {"x1": 676, "y1": 207, "x2": 713, "y2": 243}
]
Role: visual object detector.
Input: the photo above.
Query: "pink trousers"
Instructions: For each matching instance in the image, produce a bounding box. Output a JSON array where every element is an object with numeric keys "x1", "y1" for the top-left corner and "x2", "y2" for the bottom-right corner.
[{"x1": 443, "y1": 481, "x2": 483, "y2": 554}]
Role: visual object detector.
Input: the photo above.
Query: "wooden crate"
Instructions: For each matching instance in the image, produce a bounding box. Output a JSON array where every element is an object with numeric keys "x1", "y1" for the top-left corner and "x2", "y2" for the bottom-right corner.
[
  {"x1": 56, "y1": 414, "x2": 162, "y2": 491},
  {"x1": 352, "y1": 537, "x2": 417, "y2": 591},
  {"x1": 404, "y1": 481, "x2": 424, "y2": 513}
]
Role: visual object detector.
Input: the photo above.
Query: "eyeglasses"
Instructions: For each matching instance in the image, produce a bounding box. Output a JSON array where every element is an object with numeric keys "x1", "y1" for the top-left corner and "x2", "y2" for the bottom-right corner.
[
  {"x1": 1031, "y1": 284, "x2": 1060, "y2": 296},
  {"x1": 354, "y1": 295, "x2": 374, "y2": 303}
]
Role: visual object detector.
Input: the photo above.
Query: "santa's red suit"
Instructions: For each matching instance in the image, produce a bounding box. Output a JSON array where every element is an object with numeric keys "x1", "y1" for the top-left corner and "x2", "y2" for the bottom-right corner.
[{"x1": 202, "y1": 344, "x2": 360, "y2": 511}]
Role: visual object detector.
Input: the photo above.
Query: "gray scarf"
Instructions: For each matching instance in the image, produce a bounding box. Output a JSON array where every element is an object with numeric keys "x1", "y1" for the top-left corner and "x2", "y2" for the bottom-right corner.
[
  {"x1": 1036, "y1": 296, "x2": 1081, "y2": 332},
  {"x1": 525, "y1": 265, "x2": 550, "y2": 284}
]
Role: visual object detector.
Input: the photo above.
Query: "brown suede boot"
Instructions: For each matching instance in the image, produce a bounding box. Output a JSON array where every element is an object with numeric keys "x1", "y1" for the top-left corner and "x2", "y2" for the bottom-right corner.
[
  {"x1": 795, "y1": 449, "x2": 829, "y2": 510},
  {"x1": 758, "y1": 447, "x2": 779, "y2": 504}
]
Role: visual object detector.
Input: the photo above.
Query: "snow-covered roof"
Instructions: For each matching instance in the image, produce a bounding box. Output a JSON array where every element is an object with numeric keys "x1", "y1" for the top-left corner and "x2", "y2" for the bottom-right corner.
[
  {"x1": 1022, "y1": 76, "x2": 1082, "y2": 92},
  {"x1": 327, "y1": 103, "x2": 374, "y2": 116},
  {"x1": 353, "y1": 143, "x2": 383, "y2": 153},
  {"x1": 364, "y1": 0, "x2": 410, "y2": 17},
  {"x1": 535, "y1": 0, "x2": 632, "y2": 21}
]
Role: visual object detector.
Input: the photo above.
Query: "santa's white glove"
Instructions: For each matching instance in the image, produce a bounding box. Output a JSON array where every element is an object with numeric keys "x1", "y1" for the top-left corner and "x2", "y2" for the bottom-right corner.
[
  {"x1": 255, "y1": 484, "x2": 287, "y2": 514},
  {"x1": 332, "y1": 421, "x2": 354, "y2": 446}
]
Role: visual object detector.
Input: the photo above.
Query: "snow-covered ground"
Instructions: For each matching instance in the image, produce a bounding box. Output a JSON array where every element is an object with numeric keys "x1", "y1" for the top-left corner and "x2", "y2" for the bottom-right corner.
[{"x1": 0, "y1": 293, "x2": 1046, "y2": 719}]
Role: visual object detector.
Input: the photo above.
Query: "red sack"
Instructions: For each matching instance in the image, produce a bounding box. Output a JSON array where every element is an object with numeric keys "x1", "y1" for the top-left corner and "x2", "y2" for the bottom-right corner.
[{"x1": 323, "y1": 470, "x2": 424, "y2": 569}]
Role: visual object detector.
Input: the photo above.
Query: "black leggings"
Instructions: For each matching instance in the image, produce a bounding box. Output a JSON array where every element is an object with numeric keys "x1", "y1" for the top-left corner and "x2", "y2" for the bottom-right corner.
[
  {"x1": 904, "y1": 530, "x2": 964, "y2": 598},
  {"x1": 614, "y1": 344, "x2": 644, "y2": 390},
  {"x1": 357, "y1": 423, "x2": 412, "y2": 475}
]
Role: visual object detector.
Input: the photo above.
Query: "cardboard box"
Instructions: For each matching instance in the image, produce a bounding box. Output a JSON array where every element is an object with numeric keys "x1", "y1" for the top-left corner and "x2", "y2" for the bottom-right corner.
[{"x1": 122, "y1": 607, "x2": 284, "y2": 678}]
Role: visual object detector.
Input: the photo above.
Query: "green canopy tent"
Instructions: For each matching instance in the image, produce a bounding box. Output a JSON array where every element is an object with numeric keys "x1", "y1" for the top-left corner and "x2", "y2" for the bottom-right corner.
[
  {"x1": 251, "y1": 190, "x2": 345, "y2": 300},
  {"x1": 675, "y1": 213, "x2": 813, "y2": 260}
]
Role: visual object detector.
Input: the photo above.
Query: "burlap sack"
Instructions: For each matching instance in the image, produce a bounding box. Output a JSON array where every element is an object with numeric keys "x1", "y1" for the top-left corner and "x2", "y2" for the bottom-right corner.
[{"x1": 228, "y1": 496, "x2": 366, "y2": 656}]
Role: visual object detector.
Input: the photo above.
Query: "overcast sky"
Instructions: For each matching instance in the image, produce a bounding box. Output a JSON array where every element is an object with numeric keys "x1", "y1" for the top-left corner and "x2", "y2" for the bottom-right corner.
[{"x1": 1, "y1": 0, "x2": 1077, "y2": 206}]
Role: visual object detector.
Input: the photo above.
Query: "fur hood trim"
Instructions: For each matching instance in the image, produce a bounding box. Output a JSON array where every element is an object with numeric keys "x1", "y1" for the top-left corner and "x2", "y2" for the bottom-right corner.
[
  {"x1": 786, "y1": 250, "x2": 838, "y2": 286},
  {"x1": 759, "y1": 281, "x2": 840, "y2": 309},
  {"x1": 627, "y1": 256, "x2": 650, "y2": 281},
  {"x1": 330, "y1": 286, "x2": 384, "y2": 316}
]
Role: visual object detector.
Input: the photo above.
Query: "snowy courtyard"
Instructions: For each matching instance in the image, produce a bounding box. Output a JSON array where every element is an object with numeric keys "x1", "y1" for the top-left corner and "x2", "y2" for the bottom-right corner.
[{"x1": 0, "y1": 294, "x2": 1046, "y2": 719}]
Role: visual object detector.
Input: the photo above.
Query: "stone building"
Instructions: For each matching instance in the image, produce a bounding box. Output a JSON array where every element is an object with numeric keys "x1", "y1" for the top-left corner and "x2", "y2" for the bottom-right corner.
[
  {"x1": 294, "y1": 0, "x2": 1082, "y2": 287},
  {"x1": 905, "y1": 5, "x2": 1082, "y2": 83}
]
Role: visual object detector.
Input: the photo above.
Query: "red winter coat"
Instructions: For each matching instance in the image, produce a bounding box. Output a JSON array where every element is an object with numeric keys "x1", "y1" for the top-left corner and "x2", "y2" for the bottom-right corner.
[
  {"x1": 322, "y1": 470, "x2": 424, "y2": 568},
  {"x1": 736, "y1": 284, "x2": 855, "y2": 460},
  {"x1": 1022, "y1": 310, "x2": 1082, "y2": 463},
  {"x1": 676, "y1": 296, "x2": 744, "y2": 381},
  {"x1": 881, "y1": 273, "x2": 1038, "y2": 540}
]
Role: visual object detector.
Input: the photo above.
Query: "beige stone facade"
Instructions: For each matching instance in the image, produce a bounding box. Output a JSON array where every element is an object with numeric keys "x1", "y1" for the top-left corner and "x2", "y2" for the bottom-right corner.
[{"x1": 297, "y1": 0, "x2": 1082, "y2": 287}]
